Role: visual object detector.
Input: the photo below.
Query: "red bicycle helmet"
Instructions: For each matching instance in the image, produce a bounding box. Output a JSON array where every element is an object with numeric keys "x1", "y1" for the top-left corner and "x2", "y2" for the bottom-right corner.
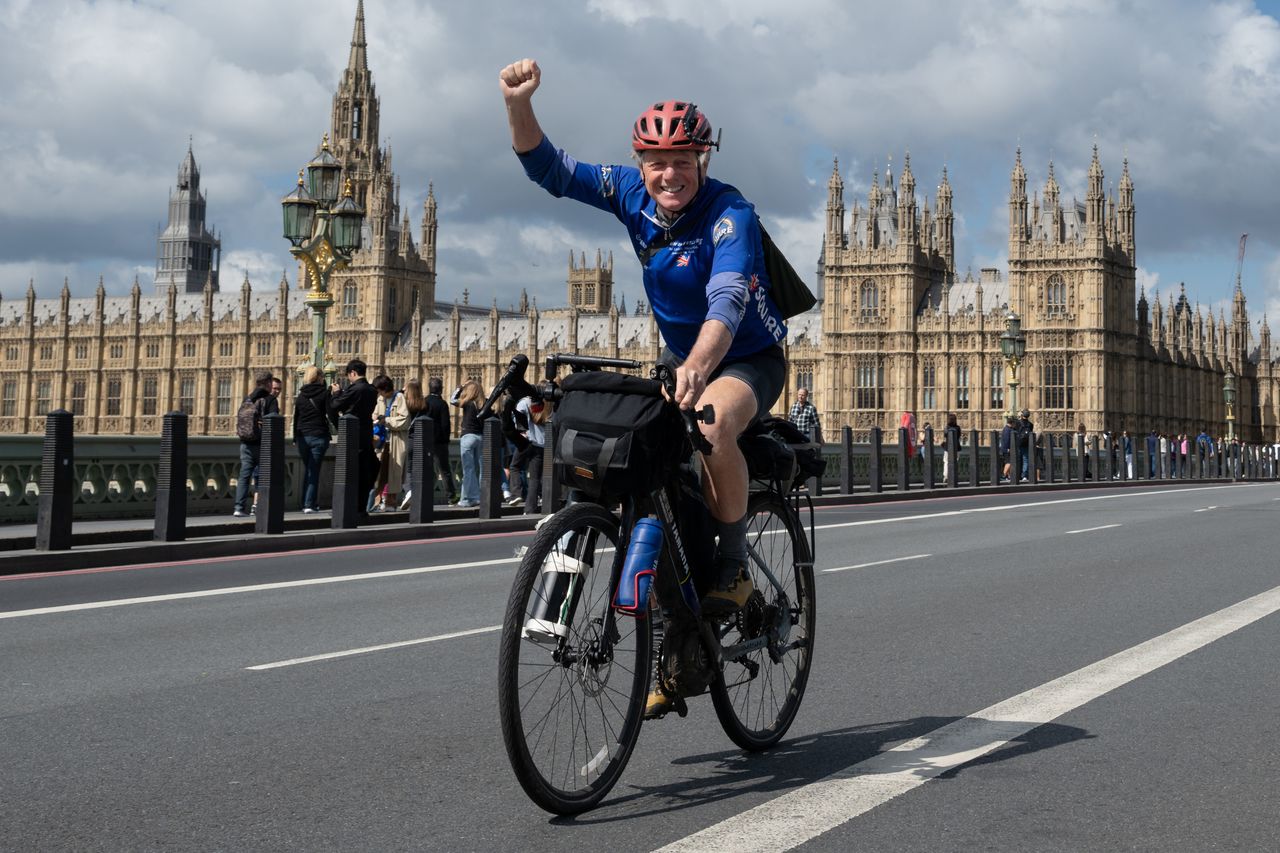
[{"x1": 631, "y1": 101, "x2": 718, "y2": 152}]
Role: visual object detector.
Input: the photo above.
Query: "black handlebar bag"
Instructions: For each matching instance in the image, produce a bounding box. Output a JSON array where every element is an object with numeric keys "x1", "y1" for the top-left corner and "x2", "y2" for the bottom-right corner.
[{"x1": 553, "y1": 372, "x2": 683, "y2": 501}]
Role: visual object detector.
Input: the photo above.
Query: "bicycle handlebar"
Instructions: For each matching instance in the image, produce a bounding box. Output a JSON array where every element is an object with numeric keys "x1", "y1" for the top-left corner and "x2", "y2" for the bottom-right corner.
[{"x1": 542, "y1": 353, "x2": 642, "y2": 380}]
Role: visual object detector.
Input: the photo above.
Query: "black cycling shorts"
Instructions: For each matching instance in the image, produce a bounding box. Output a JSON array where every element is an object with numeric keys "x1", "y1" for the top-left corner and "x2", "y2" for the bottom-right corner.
[{"x1": 658, "y1": 344, "x2": 786, "y2": 422}]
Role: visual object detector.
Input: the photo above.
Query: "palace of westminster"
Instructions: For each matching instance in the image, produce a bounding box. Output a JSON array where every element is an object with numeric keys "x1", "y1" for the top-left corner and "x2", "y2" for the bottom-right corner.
[{"x1": 0, "y1": 3, "x2": 1276, "y2": 443}]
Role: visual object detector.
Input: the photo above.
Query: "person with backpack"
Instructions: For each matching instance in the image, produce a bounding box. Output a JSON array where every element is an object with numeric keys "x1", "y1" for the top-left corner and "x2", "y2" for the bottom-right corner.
[
  {"x1": 328, "y1": 358, "x2": 380, "y2": 514},
  {"x1": 501, "y1": 60, "x2": 790, "y2": 643},
  {"x1": 422, "y1": 377, "x2": 457, "y2": 505},
  {"x1": 293, "y1": 366, "x2": 335, "y2": 514},
  {"x1": 513, "y1": 394, "x2": 549, "y2": 512},
  {"x1": 233, "y1": 370, "x2": 279, "y2": 517},
  {"x1": 367, "y1": 375, "x2": 399, "y2": 512}
]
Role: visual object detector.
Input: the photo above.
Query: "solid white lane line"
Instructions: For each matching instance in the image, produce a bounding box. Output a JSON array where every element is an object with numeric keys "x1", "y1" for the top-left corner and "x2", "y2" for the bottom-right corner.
[
  {"x1": 811, "y1": 483, "x2": 1261, "y2": 534},
  {"x1": 0, "y1": 557, "x2": 517, "y2": 620},
  {"x1": 1065, "y1": 524, "x2": 1121, "y2": 535},
  {"x1": 246, "y1": 625, "x2": 501, "y2": 670},
  {"x1": 656, "y1": 582, "x2": 1280, "y2": 853},
  {"x1": 6, "y1": 483, "x2": 1267, "y2": 621},
  {"x1": 823, "y1": 555, "x2": 932, "y2": 574}
]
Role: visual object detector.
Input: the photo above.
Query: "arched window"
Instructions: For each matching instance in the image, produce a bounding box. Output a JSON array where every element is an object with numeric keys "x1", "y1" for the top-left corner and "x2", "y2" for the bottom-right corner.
[
  {"x1": 921, "y1": 360, "x2": 937, "y2": 410},
  {"x1": 342, "y1": 281, "x2": 358, "y2": 319},
  {"x1": 1046, "y1": 274, "x2": 1066, "y2": 316},
  {"x1": 1041, "y1": 356, "x2": 1074, "y2": 409},
  {"x1": 854, "y1": 360, "x2": 884, "y2": 409},
  {"x1": 859, "y1": 280, "x2": 879, "y2": 318},
  {"x1": 955, "y1": 362, "x2": 970, "y2": 410}
]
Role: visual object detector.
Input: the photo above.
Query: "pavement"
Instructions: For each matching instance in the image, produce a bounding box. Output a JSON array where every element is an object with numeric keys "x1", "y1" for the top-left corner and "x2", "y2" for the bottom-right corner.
[{"x1": 0, "y1": 475, "x2": 1236, "y2": 575}]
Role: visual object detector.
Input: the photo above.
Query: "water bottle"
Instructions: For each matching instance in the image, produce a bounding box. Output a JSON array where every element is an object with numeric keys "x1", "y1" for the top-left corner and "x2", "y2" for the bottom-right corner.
[
  {"x1": 613, "y1": 517, "x2": 664, "y2": 616},
  {"x1": 523, "y1": 547, "x2": 590, "y2": 645}
]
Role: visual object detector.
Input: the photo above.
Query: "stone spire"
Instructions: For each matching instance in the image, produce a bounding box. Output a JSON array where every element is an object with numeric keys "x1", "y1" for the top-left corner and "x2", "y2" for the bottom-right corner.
[
  {"x1": 349, "y1": 0, "x2": 368, "y2": 73},
  {"x1": 825, "y1": 157, "x2": 845, "y2": 241}
]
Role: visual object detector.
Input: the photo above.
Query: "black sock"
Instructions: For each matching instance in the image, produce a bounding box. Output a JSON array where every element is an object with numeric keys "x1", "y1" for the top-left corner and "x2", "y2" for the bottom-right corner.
[{"x1": 715, "y1": 515, "x2": 749, "y2": 579}]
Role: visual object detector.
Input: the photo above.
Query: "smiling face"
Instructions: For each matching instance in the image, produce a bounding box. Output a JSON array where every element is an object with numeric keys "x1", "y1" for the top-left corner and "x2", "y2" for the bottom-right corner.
[{"x1": 640, "y1": 150, "x2": 701, "y2": 214}]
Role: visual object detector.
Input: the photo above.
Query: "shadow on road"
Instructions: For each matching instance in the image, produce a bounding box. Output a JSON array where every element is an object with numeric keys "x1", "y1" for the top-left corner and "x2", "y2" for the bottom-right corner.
[{"x1": 554, "y1": 715, "x2": 1092, "y2": 824}]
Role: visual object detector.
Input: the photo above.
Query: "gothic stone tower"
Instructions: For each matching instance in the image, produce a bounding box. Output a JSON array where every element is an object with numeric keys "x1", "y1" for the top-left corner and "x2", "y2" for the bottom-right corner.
[
  {"x1": 820, "y1": 154, "x2": 956, "y2": 431},
  {"x1": 1007, "y1": 146, "x2": 1137, "y2": 431},
  {"x1": 155, "y1": 144, "x2": 221, "y2": 295},
  {"x1": 317, "y1": 0, "x2": 437, "y2": 368},
  {"x1": 567, "y1": 249, "x2": 614, "y2": 313}
]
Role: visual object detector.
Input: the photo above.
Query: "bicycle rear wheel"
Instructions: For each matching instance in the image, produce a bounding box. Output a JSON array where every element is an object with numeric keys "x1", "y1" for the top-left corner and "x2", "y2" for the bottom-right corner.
[
  {"x1": 710, "y1": 490, "x2": 815, "y2": 750},
  {"x1": 497, "y1": 502, "x2": 651, "y2": 814}
]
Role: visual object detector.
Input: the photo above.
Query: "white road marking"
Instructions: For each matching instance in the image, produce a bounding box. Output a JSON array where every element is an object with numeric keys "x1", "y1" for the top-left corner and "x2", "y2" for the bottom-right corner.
[
  {"x1": 656, "y1": 582, "x2": 1280, "y2": 853},
  {"x1": 823, "y1": 555, "x2": 931, "y2": 574},
  {"x1": 0, "y1": 557, "x2": 517, "y2": 620},
  {"x1": 4, "y1": 483, "x2": 1265, "y2": 621},
  {"x1": 1193, "y1": 506, "x2": 1218, "y2": 513},
  {"x1": 1065, "y1": 524, "x2": 1121, "y2": 535},
  {"x1": 246, "y1": 625, "x2": 501, "y2": 670}
]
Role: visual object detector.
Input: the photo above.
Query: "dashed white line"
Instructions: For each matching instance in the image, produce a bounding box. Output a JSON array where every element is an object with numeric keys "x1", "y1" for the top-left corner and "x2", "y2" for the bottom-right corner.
[
  {"x1": 656, "y1": 582, "x2": 1280, "y2": 853},
  {"x1": 823, "y1": 555, "x2": 932, "y2": 574},
  {"x1": 1193, "y1": 506, "x2": 1218, "y2": 513},
  {"x1": 246, "y1": 625, "x2": 502, "y2": 670},
  {"x1": 1065, "y1": 524, "x2": 1121, "y2": 535}
]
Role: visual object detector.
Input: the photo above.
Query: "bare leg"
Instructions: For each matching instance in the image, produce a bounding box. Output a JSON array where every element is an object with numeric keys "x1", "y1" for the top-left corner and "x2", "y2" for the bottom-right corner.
[{"x1": 696, "y1": 374, "x2": 757, "y2": 523}]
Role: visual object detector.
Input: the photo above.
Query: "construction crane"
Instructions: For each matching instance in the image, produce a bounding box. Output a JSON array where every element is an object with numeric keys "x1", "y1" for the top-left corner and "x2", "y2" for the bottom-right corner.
[{"x1": 1235, "y1": 233, "x2": 1248, "y2": 291}]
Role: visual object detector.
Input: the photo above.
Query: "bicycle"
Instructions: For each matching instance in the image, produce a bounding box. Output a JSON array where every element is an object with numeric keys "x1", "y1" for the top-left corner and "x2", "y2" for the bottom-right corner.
[{"x1": 496, "y1": 353, "x2": 818, "y2": 815}]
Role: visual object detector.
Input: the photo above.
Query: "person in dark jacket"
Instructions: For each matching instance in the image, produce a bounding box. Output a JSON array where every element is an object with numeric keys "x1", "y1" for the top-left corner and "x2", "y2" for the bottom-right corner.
[
  {"x1": 328, "y1": 358, "x2": 380, "y2": 511},
  {"x1": 1146, "y1": 429, "x2": 1159, "y2": 478},
  {"x1": 1016, "y1": 409, "x2": 1034, "y2": 482},
  {"x1": 422, "y1": 377, "x2": 457, "y2": 504},
  {"x1": 998, "y1": 416, "x2": 1016, "y2": 483},
  {"x1": 234, "y1": 370, "x2": 279, "y2": 517},
  {"x1": 294, "y1": 365, "x2": 335, "y2": 513}
]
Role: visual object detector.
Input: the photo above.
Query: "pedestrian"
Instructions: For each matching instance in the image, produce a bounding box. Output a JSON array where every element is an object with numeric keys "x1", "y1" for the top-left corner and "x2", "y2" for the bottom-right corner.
[
  {"x1": 1000, "y1": 416, "x2": 1016, "y2": 483},
  {"x1": 1122, "y1": 429, "x2": 1134, "y2": 479},
  {"x1": 395, "y1": 379, "x2": 427, "y2": 510},
  {"x1": 516, "y1": 393, "x2": 549, "y2": 513},
  {"x1": 943, "y1": 413, "x2": 960, "y2": 484},
  {"x1": 500, "y1": 390, "x2": 531, "y2": 506},
  {"x1": 899, "y1": 411, "x2": 918, "y2": 479},
  {"x1": 1017, "y1": 409, "x2": 1034, "y2": 482},
  {"x1": 233, "y1": 370, "x2": 279, "y2": 517},
  {"x1": 328, "y1": 358, "x2": 380, "y2": 514},
  {"x1": 293, "y1": 366, "x2": 335, "y2": 513},
  {"x1": 453, "y1": 379, "x2": 485, "y2": 507},
  {"x1": 271, "y1": 376, "x2": 283, "y2": 401},
  {"x1": 422, "y1": 377, "x2": 458, "y2": 504},
  {"x1": 368, "y1": 375, "x2": 399, "y2": 511},
  {"x1": 788, "y1": 388, "x2": 822, "y2": 444}
]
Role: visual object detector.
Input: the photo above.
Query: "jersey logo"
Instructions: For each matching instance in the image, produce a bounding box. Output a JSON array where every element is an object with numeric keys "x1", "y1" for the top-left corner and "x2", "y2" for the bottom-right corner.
[
  {"x1": 599, "y1": 165, "x2": 614, "y2": 198},
  {"x1": 712, "y1": 217, "x2": 734, "y2": 245},
  {"x1": 676, "y1": 253, "x2": 690, "y2": 267}
]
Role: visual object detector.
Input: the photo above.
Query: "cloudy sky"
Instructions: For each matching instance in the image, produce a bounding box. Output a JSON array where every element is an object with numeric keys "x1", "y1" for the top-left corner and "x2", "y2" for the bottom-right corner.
[{"x1": 3, "y1": 0, "x2": 1280, "y2": 331}]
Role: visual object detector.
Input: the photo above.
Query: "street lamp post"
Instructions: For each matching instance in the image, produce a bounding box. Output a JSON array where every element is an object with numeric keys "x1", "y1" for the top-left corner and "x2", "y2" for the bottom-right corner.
[
  {"x1": 999, "y1": 311, "x2": 1027, "y2": 418},
  {"x1": 1224, "y1": 369, "x2": 1236, "y2": 443},
  {"x1": 281, "y1": 134, "x2": 365, "y2": 383}
]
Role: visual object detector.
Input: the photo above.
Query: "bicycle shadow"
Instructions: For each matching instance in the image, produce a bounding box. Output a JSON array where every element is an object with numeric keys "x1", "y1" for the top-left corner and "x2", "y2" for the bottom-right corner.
[{"x1": 553, "y1": 714, "x2": 1092, "y2": 824}]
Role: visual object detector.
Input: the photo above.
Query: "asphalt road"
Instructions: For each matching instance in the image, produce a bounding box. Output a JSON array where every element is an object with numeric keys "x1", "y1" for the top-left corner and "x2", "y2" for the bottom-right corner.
[{"x1": 2, "y1": 481, "x2": 1278, "y2": 851}]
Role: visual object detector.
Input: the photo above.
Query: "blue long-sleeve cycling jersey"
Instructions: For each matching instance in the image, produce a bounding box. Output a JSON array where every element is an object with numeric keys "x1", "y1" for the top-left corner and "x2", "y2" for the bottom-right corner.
[{"x1": 518, "y1": 135, "x2": 786, "y2": 361}]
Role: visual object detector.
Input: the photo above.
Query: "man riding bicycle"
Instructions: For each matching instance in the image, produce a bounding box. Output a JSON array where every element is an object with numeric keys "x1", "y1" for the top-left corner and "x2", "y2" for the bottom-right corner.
[{"x1": 499, "y1": 59, "x2": 788, "y2": 636}]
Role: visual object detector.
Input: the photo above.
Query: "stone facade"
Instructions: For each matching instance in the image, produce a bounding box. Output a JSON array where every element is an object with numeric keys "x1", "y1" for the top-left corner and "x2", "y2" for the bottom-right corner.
[{"x1": 1, "y1": 1, "x2": 1277, "y2": 443}]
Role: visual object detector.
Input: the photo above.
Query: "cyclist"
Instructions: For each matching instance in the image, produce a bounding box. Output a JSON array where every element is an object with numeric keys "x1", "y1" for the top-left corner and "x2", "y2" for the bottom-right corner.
[{"x1": 499, "y1": 58, "x2": 788, "y2": 630}]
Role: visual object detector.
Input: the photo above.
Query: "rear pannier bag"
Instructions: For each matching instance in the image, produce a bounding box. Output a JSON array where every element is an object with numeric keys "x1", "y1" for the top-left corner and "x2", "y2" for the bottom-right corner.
[
  {"x1": 553, "y1": 371, "x2": 682, "y2": 500},
  {"x1": 741, "y1": 416, "x2": 827, "y2": 489}
]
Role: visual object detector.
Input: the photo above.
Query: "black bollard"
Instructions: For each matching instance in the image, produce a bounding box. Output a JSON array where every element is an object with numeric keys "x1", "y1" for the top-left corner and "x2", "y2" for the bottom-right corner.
[
  {"x1": 868, "y1": 427, "x2": 883, "y2": 494},
  {"x1": 1100, "y1": 435, "x2": 1113, "y2": 482},
  {"x1": 35, "y1": 409, "x2": 74, "y2": 551},
  {"x1": 967, "y1": 429, "x2": 979, "y2": 488},
  {"x1": 806, "y1": 426, "x2": 823, "y2": 496},
  {"x1": 1090, "y1": 436, "x2": 1101, "y2": 483},
  {"x1": 1027, "y1": 431, "x2": 1039, "y2": 485},
  {"x1": 480, "y1": 417, "x2": 504, "y2": 519},
  {"x1": 841, "y1": 426, "x2": 854, "y2": 494},
  {"x1": 409, "y1": 416, "x2": 433, "y2": 525},
  {"x1": 896, "y1": 427, "x2": 910, "y2": 491},
  {"x1": 1007, "y1": 431, "x2": 1020, "y2": 487},
  {"x1": 1119, "y1": 438, "x2": 1130, "y2": 482},
  {"x1": 332, "y1": 414, "x2": 361, "y2": 529},
  {"x1": 542, "y1": 421, "x2": 561, "y2": 515},
  {"x1": 989, "y1": 430, "x2": 1002, "y2": 487},
  {"x1": 256, "y1": 413, "x2": 286, "y2": 534},
  {"x1": 944, "y1": 428, "x2": 959, "y2": 489},
  {"x1": 154, "y1": 411, "x2": 188, "y2": 542},
  {"x1": 1076, "y1": 432, "x2": 1087, "y2": 482},
  {"x1": 922, "y1": 426, "x2": 935, "y2": 490}
]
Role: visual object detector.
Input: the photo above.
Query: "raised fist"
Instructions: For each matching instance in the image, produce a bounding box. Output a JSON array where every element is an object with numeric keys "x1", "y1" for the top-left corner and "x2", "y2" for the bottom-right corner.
[{"x1": 499, "y1": 58, "x2": 541, "y2": 102}]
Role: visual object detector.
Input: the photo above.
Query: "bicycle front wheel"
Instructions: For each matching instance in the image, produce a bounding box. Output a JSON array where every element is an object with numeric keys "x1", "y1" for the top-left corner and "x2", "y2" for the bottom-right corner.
[
  {"x1": 710, "y1": 490, "x2": 816, "y2": 750},
  {"x1": 497, "y1": 502, "x2": 651, "y2": 814}
]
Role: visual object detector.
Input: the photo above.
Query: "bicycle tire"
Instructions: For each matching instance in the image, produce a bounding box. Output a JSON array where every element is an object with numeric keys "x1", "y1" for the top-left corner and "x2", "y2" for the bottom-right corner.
[
  {"x1": 710, "y1": 489, "x2": 815, "y2": 751},
  {"x1": 497, "y1": 502, "x2": 651, "y2": 814}
]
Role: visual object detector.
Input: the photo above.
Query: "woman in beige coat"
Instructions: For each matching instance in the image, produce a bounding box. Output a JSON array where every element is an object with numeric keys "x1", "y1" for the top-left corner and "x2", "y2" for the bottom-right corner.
[{"x1": 382, "y1": 385, "x2": 412, "y2": 506}]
